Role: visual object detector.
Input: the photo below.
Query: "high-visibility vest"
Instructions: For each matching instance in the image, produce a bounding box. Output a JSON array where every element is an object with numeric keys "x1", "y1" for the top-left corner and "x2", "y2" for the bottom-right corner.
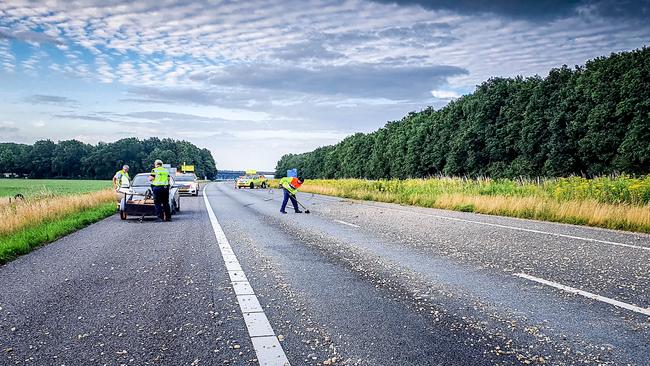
[
  {"x1": 115, "y1": 169, "x2": 130, "y2": 188},
  {"x1": 291, "y1": 177, "x2": 302, "y2": 189},
  {"x1": 281, "y1": 177, "x2": 302, "y2": 195},
  {"x1": 151, "y1": 166, "x2": 169, "y2": 186}
]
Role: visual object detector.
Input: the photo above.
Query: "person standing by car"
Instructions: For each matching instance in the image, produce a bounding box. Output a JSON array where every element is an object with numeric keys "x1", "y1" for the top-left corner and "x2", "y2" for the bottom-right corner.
[
  {"x1": 279, "y1": 176, "x2": 304, "y2": 214},
  {"x1": 112, "y1": 165, "x2": 130, "y2": 206},
  {"x1": 148, "y1": 160, "x2": 172, "y2": 222}
]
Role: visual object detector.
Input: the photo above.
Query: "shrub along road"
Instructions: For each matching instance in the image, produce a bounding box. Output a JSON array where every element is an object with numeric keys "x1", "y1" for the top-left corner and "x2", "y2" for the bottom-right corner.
[{"x1": 0, "y1": 182, "x2": 648, "y2": 365}]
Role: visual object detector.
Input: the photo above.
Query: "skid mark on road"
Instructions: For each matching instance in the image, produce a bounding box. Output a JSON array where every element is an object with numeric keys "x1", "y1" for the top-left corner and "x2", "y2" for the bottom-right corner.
[
  {"x1": 204, "y1": 186, "x2": 291, "y2": 366},
  {"x1": 514, "y1": 273, "x2": 650, "y2": 317}
]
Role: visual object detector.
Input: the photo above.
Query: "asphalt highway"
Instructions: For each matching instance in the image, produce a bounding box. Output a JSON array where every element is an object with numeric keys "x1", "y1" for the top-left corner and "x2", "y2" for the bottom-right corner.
[{"x1": 1, "y1": 182, "x2": 648, "y2": 365}]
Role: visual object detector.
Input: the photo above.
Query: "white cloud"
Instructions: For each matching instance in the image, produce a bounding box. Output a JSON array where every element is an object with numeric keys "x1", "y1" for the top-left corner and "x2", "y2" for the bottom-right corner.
[
  {"x1": 95, "y1": 55, "x2": 114, "y2": 83},
  {"x1": 0, "y1": 39, "x2": 15, "y2": 72},
  {"x1": 1, "y1": 0, "x2": 647, "y2": 92},
  {"x1": 0, "y1": 0, "x2": 648, "y2": 169},
  {"x1": 431, "y1": 90, "x2": 460, "y2": 99},
  {"x1": 233, "y1": 129, "x2": 349, "y2": 141}
]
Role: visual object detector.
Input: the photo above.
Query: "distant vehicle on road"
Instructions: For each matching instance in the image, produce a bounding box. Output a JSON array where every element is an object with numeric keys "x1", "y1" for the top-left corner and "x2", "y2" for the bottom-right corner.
[
  {"x1": 118, "y1": 173, "x2": 181, "y2": 220},
  {"x1": 236, "y1": 174, "x2": 268, "y2": 189},
  {"x1": 175, "y1": 173, "x2": 199, "y2": 196}
]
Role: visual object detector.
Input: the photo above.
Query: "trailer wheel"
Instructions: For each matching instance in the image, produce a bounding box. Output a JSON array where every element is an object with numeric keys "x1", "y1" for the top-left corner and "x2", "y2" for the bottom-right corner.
[{"x1": 120, "y1": 211, "x2": 127, "y2": 220}]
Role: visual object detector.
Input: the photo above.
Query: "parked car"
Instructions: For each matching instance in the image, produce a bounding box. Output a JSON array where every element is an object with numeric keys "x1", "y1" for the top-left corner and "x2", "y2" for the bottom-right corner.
[
  {"x1": 118, "y1": 173, "x2": 181, "y2": 220},
  {"x1": 175, "y1": 173, "x2": 199, "y2": 196},
  {"x1": 236, "y1": 174, "x2": 268, "y2": 189}
]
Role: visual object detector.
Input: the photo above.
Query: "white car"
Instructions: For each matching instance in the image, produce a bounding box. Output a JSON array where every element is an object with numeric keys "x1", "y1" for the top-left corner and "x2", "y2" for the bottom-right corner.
[{"x1": 175, "y1": 173, "x2": 199, "y2": 196}]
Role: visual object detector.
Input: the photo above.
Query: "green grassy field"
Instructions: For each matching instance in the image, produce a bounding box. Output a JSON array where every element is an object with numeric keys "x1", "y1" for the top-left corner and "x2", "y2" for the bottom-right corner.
[
  {"x1": 0, "y1": 179, "x2": 111, "y2": 198},
  {"x1": 0, "y1": 179, "x2": 115, "y2": 264}
]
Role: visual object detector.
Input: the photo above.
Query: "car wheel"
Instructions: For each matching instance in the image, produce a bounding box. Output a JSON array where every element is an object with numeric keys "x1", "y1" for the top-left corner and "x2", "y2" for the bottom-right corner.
[
  {"x1": 261, "y1": 182, "x2": 267, "y2": 189},
  {"x1": 120, "y1": 210, "x2": 127, "y2": 220},
  {"x1": 250, "y1": 182, "x2": 254, "y2": 189}
]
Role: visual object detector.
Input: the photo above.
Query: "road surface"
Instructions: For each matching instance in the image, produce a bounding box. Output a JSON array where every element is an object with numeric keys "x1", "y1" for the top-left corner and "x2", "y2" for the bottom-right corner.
[{"x1": 1, "y1": 182, "x2": 648, "y2": 365}]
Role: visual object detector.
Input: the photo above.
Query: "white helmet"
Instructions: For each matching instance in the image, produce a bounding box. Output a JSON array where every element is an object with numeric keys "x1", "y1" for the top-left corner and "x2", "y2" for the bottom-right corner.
[{"x1": 154, "y1": 159, "x2": 163, "y2": 166}]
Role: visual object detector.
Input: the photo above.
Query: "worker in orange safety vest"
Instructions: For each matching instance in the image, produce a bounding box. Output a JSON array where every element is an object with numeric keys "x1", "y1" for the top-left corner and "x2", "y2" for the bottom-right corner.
[{"x1": 279, "y1": 176, "x2": 304, "y2": 214}]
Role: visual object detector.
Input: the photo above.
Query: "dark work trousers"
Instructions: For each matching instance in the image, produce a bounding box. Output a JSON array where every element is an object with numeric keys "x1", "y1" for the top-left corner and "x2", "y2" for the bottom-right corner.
[
  {"x1": 281, "y1": 188, "x2": 300, "y2": 212},
  {"x1": 152, "y1": 185, "x2": 171, "y2": 220}
]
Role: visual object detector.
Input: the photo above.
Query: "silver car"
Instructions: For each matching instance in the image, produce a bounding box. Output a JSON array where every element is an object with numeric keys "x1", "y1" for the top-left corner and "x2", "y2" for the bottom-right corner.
[{"x1": 118, "y1": 173, "x2": 181, "y2": 220}]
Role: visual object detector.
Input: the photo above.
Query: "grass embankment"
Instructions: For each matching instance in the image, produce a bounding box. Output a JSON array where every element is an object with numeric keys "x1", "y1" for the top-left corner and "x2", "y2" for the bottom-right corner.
[
  {"x1": 0, "y1": 180, "x2": 115, "y2": 264},
  {"x1": 295, "y1": 176, "x2": 650, "y2": 233}
]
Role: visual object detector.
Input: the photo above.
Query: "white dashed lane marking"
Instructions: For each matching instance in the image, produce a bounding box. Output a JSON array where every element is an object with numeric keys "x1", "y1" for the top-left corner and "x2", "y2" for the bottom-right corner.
[
  {"x1": 370, "y1": 204, "x2": 650, "y2": 251},
  {"x1": 204, "y1": 186, "x2": 291, "y2": 366},
  {"x1": 334, "y1": 219, "x2": 360, "y2": 228},
  {"x1": 250, "y1": 190, "x2": 650, "y2": 252},
  {"x1": 514, "y1": 272, "x2": 650, "y2": 317}
]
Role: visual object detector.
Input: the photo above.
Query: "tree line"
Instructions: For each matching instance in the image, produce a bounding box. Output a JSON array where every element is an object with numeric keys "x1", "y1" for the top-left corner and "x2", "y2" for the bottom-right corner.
[
  {"x1": 0, "y1": 137, "x2": 218, "y2": 179},
  {"x1": 276, "y1": 47, "x2": 650, "y2": 179}
]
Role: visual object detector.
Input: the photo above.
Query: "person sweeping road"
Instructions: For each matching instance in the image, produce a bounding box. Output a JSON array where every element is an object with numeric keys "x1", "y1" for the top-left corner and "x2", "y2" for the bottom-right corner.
[{"x1": 280, "y1": 176, "x2": 305, "y2": 214}]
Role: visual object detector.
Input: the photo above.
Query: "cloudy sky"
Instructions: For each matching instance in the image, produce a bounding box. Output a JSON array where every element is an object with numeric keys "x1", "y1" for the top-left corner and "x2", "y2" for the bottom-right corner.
[{"x1": 0, "y1": 0, "x2": 648, "y2": 170}]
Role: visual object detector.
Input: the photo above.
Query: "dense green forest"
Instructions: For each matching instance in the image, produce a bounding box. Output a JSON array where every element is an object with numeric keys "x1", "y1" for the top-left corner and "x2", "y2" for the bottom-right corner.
[
  {"x1": 276, "y1": 47, "x2": 650, "y2": 179},
  {"x1": 0, "y1": 138, "x2": 217, "y2": 179}
]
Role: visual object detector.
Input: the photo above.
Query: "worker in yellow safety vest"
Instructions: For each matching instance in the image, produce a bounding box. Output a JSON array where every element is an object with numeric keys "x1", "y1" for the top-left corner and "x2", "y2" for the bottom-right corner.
[
  {"x1": 148, "y1": 159, "x2": 172, "y2": 221},
  {"x1": 279, "y1": 176, "x2": 304, "y2": 214},
  {"x1": 113, "y1": 165, "x2": 130, "y2": 206}
]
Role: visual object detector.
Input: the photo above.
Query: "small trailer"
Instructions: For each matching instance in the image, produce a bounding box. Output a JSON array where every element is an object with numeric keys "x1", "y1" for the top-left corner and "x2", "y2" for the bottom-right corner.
[{"x1": 119, "y1": 190, "x2": 156, "y2": 220}]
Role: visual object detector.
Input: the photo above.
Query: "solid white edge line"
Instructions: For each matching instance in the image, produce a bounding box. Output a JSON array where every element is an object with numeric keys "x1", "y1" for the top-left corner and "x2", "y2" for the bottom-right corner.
[
  {"x1": 333, "y1": 219, "x2": 360, "y2": 228},
  {"x1": 203, "y1": 185, "x2": 291, "y2": 366},
  {"x1": 514, "y1": 272, "x2": 650, "y2": 317},
  {"x1": 365, "y1": 204, "x2": 650, "y2": 252}
]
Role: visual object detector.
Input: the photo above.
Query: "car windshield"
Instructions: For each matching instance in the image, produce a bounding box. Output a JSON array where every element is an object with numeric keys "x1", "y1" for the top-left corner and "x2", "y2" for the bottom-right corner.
[
  {"x1": 175, "y1": 175, "x2": 195, "y2": 182},
  {"x1": 131, "y1": 174, "x2": 151, "y2": 186}
]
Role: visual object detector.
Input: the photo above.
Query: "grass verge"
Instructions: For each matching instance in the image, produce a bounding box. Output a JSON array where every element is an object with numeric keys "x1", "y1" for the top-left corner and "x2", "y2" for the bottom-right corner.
[
  {"x1": 0, "y1": 187, "x2": 117, "y2": 264},
  {"x1": 0, "y1": 202, "x2": 116, "y2": 264},
  {"x1": 0, "y1": 189, "x2": 115, "y2": 237},
  {"x1": 291, "y1": 178, "x2": 650, "y2": 234}
]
